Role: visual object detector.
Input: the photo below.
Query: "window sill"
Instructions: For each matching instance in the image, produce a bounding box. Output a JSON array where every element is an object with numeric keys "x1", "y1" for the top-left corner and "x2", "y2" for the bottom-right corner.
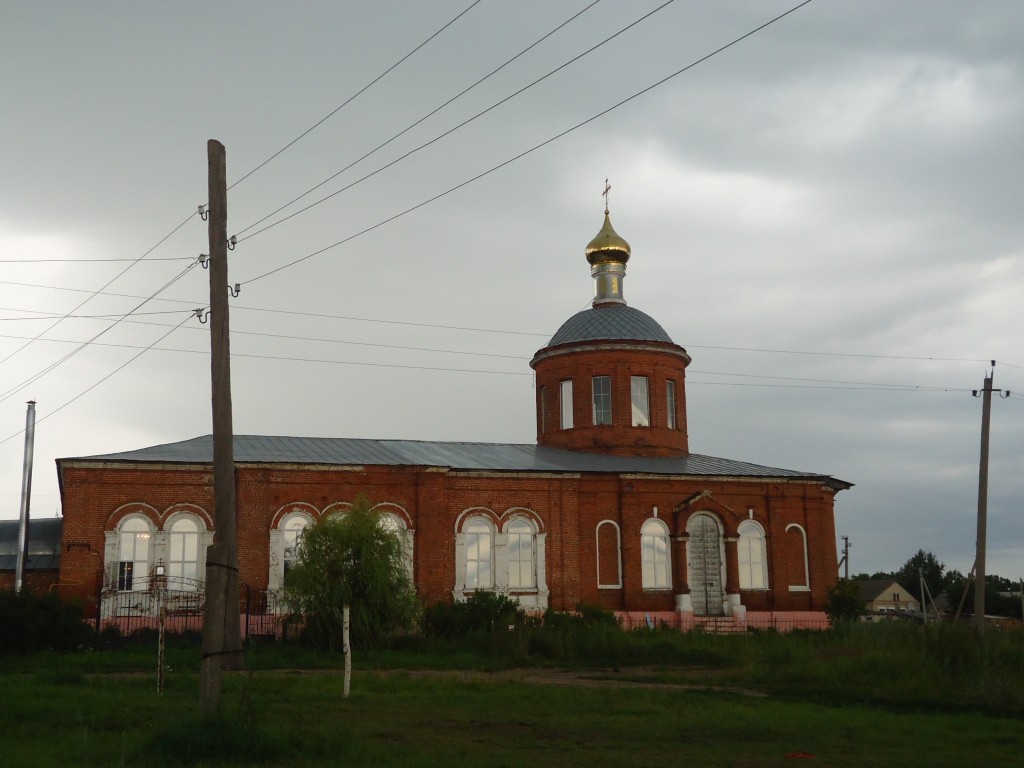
[
  {"x1": 642, "y1": 588, "x2": 673, "y2": 593},
  {"x1": 740, "y1": 588, "x2": 769, "y2": 592},
  {"x1": 598, "y1": 584, "x2": 623, "y2": 590},
  {"x1": 788, "y1": 586, "x2": 811, "y2": 593}
]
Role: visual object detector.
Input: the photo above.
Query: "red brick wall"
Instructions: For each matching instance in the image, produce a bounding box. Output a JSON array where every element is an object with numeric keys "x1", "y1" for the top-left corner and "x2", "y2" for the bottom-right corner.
[
  {"x1": 533, "y1": 344, "x2": 689, "y2": 456},
  {"x1": 58, "y1": 462, "x2": 840, "y2": 616}
]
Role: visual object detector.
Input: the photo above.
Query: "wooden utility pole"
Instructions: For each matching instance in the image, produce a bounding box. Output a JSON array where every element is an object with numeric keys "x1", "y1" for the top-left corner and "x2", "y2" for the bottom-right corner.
[
  {"x1": 970, "y1": 362, "x2": 1008, "y2": 632},
  {"x1": 200, "y1": 139, "x2": 243, "y2": 713}
]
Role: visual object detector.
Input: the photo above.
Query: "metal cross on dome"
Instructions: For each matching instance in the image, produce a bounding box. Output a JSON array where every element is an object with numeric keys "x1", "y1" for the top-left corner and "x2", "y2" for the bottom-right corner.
[{"x1": 602, "y1": 178, "x2": 611, "y2": 214}]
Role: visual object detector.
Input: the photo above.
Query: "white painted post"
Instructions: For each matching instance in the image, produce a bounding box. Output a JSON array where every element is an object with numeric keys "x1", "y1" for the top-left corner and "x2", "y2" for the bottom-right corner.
[{"x1": 343, "y1": 604, "x2": 351, "y2": 699}]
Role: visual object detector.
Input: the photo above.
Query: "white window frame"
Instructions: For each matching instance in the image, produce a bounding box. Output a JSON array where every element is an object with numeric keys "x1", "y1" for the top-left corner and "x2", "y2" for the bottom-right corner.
[
  {"x1": 268, "y1": 506, "x2": 317, "y2": 594},
  {"x1": 116, "y1": 516, "x2": 153, "y2": 592},
  {"x1": 737, "y1": 520, "x2": 768, "y2": 590},
  {"x1": 539, "y1": 385, "x2": 547, "y2": 433},
  {"x1": 785, "y1": 523, "x2": 811, "y2": 592},
  {"x1": 559, "y1": 379, "x2": 574, "y2": 429},
  {"x1": 373, "y1": 503, "x2": 415, "y2": 588},
  {"x1": 505, "y1": 517, "x2": 536, "y2": 589},
  {"x1": 640, "y1": 517, "x2": 671, "y2": 590},
  {"x1": 166, "y1": 515, "x2": 202, "y2": 592},
  {"x1": 631, "y1": 376, "x2": 650, "y2": 427},
  {"x1": 463, "y1": 516, "x2": 495, "y2": 590},
  {"x1": 666, "y1": 379, "x2": 678, "y2": 430},
  {"x1": 454, "y1": 509, "x2": 548, "y2": 609},
  {"x1": 592, "y1": 375, "x2": 612, "y2": 425}
]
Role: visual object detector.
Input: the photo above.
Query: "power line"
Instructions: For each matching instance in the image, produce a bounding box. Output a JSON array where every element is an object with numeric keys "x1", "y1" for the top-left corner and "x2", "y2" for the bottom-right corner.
[
  {"x1": 226, "y1": 0, "x2": 485, "y2": 192},
  {"x1": 0, "y1": 262, "x2": 199, "y2": 405},
  {"x1": 0, "y1": 257, "x2": 193, "y2": 263},
  {"x1": 693, "y1": 369, "x2": 963, "y2": 392},
  {"x1": 230, "y1": 305, "x2": 550, "y2": 338},
  {"x1": 0, "y1": 272, "x2": 1015, "y2": 372},
  {"x1": 236, "y1": 0, "x2": 674, "y2": 243},
  {"x1": 5, "y1": 291, "x2": 1015, "y2": 373},
  {"x1": 0, "y1": 314, "x2": 195, "y2": 448},
  {"x1": 0, "y1": 210, "x2": 198, "y2": 370},
  {"x1": 0, "y1": 326, "x2": 531, "y2": 362},
  {"x1": 239, "y1": 0, "x2": 815, "y2": 285},
  {"x1": 0, "y1": 308, "x2": 192, "y2": 322},
  {"x1": 0, "y1": 325, "x2": 979, "y2": 393},
  {"x1": 683, "y1": 343, "x2": 993, "y2": 365}
]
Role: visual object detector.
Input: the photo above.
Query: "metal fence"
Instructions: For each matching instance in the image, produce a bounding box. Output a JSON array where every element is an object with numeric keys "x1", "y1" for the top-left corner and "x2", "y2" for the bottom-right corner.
[{"x1": 96, "y1": 578, "x2": 286, "y2": 639}]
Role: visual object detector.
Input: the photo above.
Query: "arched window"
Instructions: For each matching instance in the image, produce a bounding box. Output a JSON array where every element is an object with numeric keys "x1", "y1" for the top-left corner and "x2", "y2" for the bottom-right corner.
[
  {"x1": 282, "y1": 515, "x2": 310, "y2": 577},
  {"x1": 167, "y1": 516, "x2": 200, "y2": 591},
  {"x1": 737, "y1": 520, "x2": 768, "y2": 590},
  {"x1": 463, "y1": 517, "x2": 494, "y2": 589},
  {"x1": 117, "y1": 517, "x2": 152, "y2": 591},
  {"x1": 786, "y1": 523, "x2": 810, "y2": 592},
  {"x1": 269, "y1": 506, "x2": 316, "y2": 593},
  {"x1": 505, "y1": 517, "x2": 536, "y2": 589},
  {"x1": 640, "y1": 518, "x2": 671, "y2": 589},
  {"x1": 377, "y1": 510, "x2": 415, "y2": 584}
]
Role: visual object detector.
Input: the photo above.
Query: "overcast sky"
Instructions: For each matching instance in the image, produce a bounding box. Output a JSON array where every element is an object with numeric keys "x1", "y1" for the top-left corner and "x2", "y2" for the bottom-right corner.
[{"x1": 2, "y1": 1, "x2": 1022, "y2": 582}]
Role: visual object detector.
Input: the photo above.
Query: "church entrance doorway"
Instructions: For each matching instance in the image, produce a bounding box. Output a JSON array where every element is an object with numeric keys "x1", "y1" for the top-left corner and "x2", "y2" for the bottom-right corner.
[{"x1": 687, "y1": 513, "x2": 724, "y2": 616}]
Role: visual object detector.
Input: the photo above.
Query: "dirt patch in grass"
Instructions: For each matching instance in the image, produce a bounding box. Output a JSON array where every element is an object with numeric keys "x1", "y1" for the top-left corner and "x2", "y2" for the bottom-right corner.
[{"x1": 373, "y1": 665, "x2": 767, "y2": 697}]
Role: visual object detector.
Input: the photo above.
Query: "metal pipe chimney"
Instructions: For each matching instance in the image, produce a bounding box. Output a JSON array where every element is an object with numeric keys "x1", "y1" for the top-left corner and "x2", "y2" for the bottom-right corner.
[{"x1": 15, "y1": 400, "x2": 36, "y2": 592}]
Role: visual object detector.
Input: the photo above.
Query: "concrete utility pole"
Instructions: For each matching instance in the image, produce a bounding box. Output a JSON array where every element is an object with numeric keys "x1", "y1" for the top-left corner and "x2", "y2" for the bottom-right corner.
[
  {"x1": 838, "y1": 535, "x2": 851, "y2": 579},
  {"x1": 14, "y1": 400, "x2": 36, "y2": 592},
  {"x1": 200, "y1": 139, "x2": 243, "y2": 714},
  {"x1": 971, "y1": 362, "x2": 1008, "y2": 632}
]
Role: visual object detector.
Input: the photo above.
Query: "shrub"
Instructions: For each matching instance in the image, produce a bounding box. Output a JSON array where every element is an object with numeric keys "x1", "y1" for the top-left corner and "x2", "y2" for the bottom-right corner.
[
  {"x1": 0, "y1": 590, "x2": 93, "y2": 655},
  {"x1": 422, "y1": 591, "x2": 526, "y2": 639},
  {"x1": 825, "y1": 578, "x2": 866, "y2": 625}
]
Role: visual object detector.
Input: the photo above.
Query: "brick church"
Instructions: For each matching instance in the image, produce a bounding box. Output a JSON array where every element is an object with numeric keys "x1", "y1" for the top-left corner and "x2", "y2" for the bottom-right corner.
[{"x1": 57, "y1": 209, "x2": 850, "y2": 628}]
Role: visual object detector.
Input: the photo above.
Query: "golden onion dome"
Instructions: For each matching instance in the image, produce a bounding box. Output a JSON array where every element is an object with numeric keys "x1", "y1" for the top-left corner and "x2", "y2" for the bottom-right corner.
[{"x1": 585, "y1": 213, "x2": 631, "y2": 265}]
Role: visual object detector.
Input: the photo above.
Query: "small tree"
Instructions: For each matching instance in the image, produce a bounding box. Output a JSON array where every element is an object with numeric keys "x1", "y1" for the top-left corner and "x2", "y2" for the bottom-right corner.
[
  {"x1": 896, "y1": 550, "x2": 945, "y2": 604},
  {"x1": 282, "y1": 496, "x2": 417, "y2": 650},
  {"x1": 825, "y1": 578, "x2": 866, "y2": 624}
]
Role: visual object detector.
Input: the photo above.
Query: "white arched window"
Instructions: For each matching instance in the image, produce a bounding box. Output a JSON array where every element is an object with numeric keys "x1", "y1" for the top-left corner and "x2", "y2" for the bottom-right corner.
[
  {"x1": 282, "y1": 515, "x2": 310, "y2": 577},
  {"x1": 505, "y1": 517, "x2": 536, "y2": 589},
  {"x1": 463, "y1": 517, "x2": 494, "y2": 589},
  {"x1": 167, "y1": 516, "x2": 201, "y2": 591},
  {"x1": 117, "y1": 517, "x2": 153, "y2": 591},
  {"x1": 737, "y1": 520, "x2": 768, "y2": 590},
  {"x1": 268, "y1": 507, "x2": 316, "y2": 593},
  {"x1": 640, "y1": 518, "x2": 671, "y2": 589},
  {"x1": 377, "y1": 510, "x2": 415, "y2": 585}
]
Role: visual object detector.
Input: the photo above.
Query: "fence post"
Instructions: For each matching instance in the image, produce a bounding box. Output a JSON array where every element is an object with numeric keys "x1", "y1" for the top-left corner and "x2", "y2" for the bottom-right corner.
[{"x1": 94, "y1": 580, "x2": 103, "y2": 641}]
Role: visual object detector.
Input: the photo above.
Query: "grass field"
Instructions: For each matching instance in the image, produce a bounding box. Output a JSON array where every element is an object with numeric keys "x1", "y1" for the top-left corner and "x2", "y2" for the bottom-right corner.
[{"x1": 2, "y1": 623, "x2": 1023, "y2": 767}]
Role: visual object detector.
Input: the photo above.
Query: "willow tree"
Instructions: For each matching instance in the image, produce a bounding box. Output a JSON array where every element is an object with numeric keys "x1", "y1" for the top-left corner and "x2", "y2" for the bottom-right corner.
[{"x1": 282, "y1": 496, "x2": 417, "y2": 650}]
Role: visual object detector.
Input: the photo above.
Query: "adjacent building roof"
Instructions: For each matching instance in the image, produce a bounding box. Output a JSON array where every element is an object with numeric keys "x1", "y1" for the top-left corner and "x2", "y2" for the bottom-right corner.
[
  {"x1": 0, "y1": 517, "x2": 62, "y2": 571},
  {"x1": 60, "y1": 434, "x2": 850, "y2": 489},
  {"x1": 855, "y1": 579, "x2": 914, "y2": 602},
  {"x1": 546, "y1": 304, "x2": 675, "y2": 347}
]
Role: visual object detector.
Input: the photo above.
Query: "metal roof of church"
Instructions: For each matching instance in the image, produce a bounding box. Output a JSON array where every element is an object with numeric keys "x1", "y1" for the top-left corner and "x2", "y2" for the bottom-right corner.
[
  {"x1": 546, "y1": 304, "x2": 674, "y2": 346},
  {"x1": 62, "y1": 435, "x2": 849, "y2": 488}
]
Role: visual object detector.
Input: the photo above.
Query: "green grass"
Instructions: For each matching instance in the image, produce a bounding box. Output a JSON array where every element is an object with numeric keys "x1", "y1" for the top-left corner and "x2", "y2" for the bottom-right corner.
[
  {"x1": 2, "y1": 622, "x2": 1023, "y2": 766},
  {"x1": 1, "y1": 664, "x2": 1022, "y2": 767}
]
